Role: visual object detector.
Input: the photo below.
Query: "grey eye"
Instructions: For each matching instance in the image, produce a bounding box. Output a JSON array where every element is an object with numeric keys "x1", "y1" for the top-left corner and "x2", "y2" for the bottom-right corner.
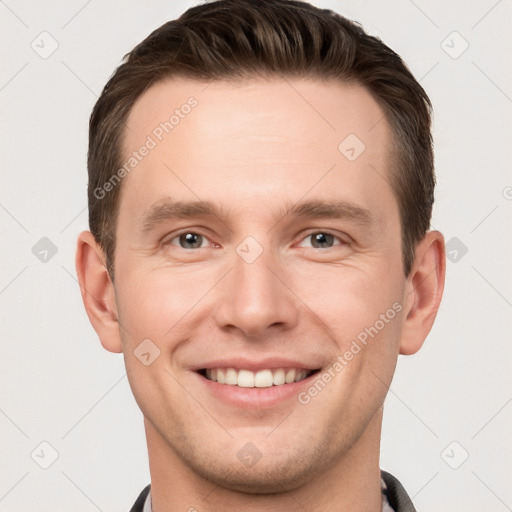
[
  {"x1": 178, "y1": 232, "x2": 204, "y2": 248},
  {"x1": 310, "y1": 233, "x2": 335, "y2": 248}
]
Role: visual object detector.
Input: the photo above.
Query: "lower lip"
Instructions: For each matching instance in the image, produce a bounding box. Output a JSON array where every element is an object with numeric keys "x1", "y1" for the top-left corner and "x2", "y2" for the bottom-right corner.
[{"x1": 195, "y1": 371, "x2": 317, "y2": 409}]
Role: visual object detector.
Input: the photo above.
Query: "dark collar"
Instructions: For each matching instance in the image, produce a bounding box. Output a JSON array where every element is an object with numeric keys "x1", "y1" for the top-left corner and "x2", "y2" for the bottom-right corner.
[
  {"x1": 381, "y1": 470, "x2": 417, "y2": 512},
  {"x1": 130, "y1": 483, "x2": 150, "y2": 512}
]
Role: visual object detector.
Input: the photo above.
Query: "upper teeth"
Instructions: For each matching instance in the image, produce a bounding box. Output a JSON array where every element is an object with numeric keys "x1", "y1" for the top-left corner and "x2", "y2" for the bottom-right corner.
[{"x1": 204, "y1": 368, "x2": 312, "y2": 388}]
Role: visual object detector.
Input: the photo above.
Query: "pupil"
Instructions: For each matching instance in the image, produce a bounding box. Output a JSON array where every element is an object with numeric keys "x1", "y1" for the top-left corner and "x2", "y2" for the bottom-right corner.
[
  {"x1": 180, "y1": 233, "x2": 202, "y2": 248},
  {"x1": 312, "y1": 233, "x2": 333, "y2": 248}
]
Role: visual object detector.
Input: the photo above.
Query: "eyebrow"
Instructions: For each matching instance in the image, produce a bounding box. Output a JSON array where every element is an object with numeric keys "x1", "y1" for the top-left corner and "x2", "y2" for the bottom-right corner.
[
  {"x1": 283, "y1": 199, "x2": 373, "y2": 227},
  {"x1": 141, "y1": 199, "x2": 225, "y2": 232},
  {"x1": 141, "y1": 197, "x2": 374, "y2": 233}
]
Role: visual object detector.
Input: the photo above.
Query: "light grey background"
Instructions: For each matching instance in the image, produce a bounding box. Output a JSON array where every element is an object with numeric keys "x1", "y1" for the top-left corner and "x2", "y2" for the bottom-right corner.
[{"x1": 1, "y1": 1, "x2": 511, "y2": 511}]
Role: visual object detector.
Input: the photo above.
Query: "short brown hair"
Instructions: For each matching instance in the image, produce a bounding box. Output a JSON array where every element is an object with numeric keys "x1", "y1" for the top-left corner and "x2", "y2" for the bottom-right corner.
[{"x1": 88, "y1": 0, "x2": 434, "y2": 277}]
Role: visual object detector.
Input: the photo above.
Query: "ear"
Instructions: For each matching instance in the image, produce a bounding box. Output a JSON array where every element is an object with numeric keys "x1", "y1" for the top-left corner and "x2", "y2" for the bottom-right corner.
[
  {"x1": 400, "y1": 230, "x2": 446, "y2": 355},
  {"x1": 75, "y1": 231, "x2": 122, "y2": 353}
]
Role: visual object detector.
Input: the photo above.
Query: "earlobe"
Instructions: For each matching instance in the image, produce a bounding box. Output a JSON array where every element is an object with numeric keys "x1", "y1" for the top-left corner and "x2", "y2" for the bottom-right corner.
[
  {"x1": 399, "y1": 230, "x2": 446, "y2": 355},
  {"x1": 75, "y1": 231, "x2": 123, "y2": 353}
]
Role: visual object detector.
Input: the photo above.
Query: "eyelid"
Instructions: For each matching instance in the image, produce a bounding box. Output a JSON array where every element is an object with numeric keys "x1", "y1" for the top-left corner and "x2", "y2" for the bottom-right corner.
[
  {"x1": 294, "y1": 230, "x2": 349, "y2": 248},
  {"x1": 162, "y1": 229, "x2": 217, "y2": 248},
  {"x1": 160, "y1": 228, "x2": 349, "y2": 250}
]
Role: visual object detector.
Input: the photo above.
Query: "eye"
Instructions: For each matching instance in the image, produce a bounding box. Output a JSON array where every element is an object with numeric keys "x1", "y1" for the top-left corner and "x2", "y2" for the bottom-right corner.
[
  {"x1": 297, "y1": 232, "x2": 344, "y2": 249},
  {"x1": 167, "y1": 232, "x2": 209, "y2": 249}
]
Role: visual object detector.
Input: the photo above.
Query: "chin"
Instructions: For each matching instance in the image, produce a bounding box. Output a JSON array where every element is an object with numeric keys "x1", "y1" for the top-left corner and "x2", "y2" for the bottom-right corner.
[
  {"x1": 176, "y1": 435, "x2": 338, "y2": 495},
  {"x1": 192, "y1": 457, "x2": 317, "y2": 494}
]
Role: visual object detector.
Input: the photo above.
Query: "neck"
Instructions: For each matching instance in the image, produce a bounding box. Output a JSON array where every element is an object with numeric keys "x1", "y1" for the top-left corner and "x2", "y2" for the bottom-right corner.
[{"x1": 145, "y1": 408, "x2": 383, "y2": 512}]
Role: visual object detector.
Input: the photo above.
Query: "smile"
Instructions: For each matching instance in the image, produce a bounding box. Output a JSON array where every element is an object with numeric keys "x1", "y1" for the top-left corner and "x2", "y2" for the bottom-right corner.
[{"x1": 200, "y1": 367, "x2": 318, "y2": 388}]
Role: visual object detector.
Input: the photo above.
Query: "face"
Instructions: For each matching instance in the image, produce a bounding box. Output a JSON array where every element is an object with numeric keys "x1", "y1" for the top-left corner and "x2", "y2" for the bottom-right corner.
[{"x1": 112, "y1": 77, "x2": 408, "y2": 491}]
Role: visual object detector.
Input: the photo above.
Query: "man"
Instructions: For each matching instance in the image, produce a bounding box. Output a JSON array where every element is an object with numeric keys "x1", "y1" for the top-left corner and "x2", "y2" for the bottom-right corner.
[{"x1": 76, "y1": 0, "x2": 445, "y2": 510}]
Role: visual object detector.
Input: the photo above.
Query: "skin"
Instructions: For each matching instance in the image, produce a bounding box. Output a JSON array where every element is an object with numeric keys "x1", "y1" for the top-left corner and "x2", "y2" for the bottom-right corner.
[{"x1": 76, "y1": 77, "x2": 445, "y2": 511}]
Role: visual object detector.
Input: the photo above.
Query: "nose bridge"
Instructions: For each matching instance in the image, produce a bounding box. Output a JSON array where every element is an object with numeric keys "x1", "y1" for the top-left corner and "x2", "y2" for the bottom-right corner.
[
  {"x1": 213, "y1": 237, "x2": 298, "y2": 337},
  {"x1": 236, "y1": 243, "x2": 277, "y2": 303}
]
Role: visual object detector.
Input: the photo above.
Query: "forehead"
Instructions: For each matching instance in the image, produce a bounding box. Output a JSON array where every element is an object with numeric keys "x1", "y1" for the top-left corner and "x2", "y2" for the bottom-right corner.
[
  {"x1": 125, "y1": 76, "x2": 389, "y2": 150},
  {"x1": 120, "y1": 76, "x2": 395, "y2": 223}
]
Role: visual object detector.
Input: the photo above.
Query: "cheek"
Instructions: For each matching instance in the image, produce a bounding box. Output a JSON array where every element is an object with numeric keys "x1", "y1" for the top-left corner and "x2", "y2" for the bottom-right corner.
[
  {"x1": 289, "y1": 261, "x2": 404, "y2": 348},
  {"x1": 288, "y1": 260, "x2": 405, "y2": 402},
  {"x1": 114, "y1": 264, "x2": 219, "y2": 345},
  {"x1": 113, "y1": 268, "x2": 200, "y2": 414},
  {"x1": 302, "y1": 268, "x2": 404, "y2": 417}
]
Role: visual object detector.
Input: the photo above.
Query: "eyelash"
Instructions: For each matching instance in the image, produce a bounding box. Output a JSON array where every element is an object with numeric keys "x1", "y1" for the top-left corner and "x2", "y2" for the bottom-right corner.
[
  {"x1": 163, "y1": 230, "x2": 347, "y2": 250},
  {"x1": 164, "y1": 231, "x2": 216, "y2": 249},
  {"x1": 296, "y1": 231, "x2": 346, "y2": 249}
]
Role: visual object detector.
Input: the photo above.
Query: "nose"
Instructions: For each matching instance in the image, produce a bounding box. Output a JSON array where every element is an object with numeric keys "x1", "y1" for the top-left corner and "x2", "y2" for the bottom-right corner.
[{"x1": 212, "y1": 244, "x2": 300, "y2": 339}]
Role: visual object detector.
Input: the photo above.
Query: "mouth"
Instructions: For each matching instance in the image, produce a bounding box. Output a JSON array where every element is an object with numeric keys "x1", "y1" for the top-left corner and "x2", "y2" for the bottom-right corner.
[{"x1": 197, "y1": 367, "x2": 321, "y2": 388}]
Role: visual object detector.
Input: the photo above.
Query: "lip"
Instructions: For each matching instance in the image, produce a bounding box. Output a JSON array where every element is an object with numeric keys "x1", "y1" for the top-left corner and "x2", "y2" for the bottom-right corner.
[
  {"x1": 193, "y1": 366, "x2": 321, "y2": 410},
  {"x1": 191, "y1": 357, "x2": 321, "y2": 372}
]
